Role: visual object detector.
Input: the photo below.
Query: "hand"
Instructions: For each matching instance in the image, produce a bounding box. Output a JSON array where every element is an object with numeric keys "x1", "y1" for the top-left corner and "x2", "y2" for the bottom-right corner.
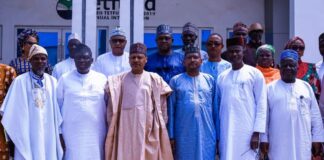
[
  {"x1": 170, "y1": 139, "x2": 175, "y2": 154},
  {"x1": 250, "y1": 132, "x2": 260, "y2": 150},
  {"x1": 216, "y1": 140, "x2": 220, "y2": 156},
  {"x1": 260, "y1": 142, "x2": 269, "y2": 154},
  {"x1": 312, "y1": 142, "x2": 322, "y2": 156}
]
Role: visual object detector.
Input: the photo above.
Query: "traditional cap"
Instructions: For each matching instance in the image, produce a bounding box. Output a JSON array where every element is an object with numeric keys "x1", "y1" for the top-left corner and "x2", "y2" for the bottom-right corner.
[
  {"x1": 233, "y1": 22, "x2": 248, "y2": 33},
  {"x1": 280, "y1": 49, "x2": 298, "y2": 62},
  {"x1": 182, "y1": 22, "x2": 198, "y2": 35},
  {"x1": 184, "y1": 45, "x2": 200, "y2": 55},
  {"x1": 28, "y1": 44, "x2": 48, "y2": 60},
  {"x1": 249, "y1": 22, "x2": 263, "y2": 33},
  {"x1": 111, "y1": 27, "x2": 125, "y2": 38},
  {"x1": 68, "y1": 33, "x2": 81, "y2": 42},
  {"x1": 256, "y1": 44, "x2": 275, "y2": 57},
  {"x1": 130, "y1": 43, "x2": 147, "y2": 55},
  {"x1": 226, "y1": 37, "x2": 245, "y2": 48},
  {"x1": 17, "y1": 28, "x2": 39, "y2": 50},
  {"x1": 156, "y1": 24, "x2": 172, "y2": 36},
  {"x1": 319, "y1": 33, "x2": 324, "y2": 42}
]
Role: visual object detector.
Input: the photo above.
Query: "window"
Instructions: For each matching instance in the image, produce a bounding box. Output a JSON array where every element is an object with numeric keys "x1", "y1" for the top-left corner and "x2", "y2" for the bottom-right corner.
[
  {"x1": 97, "y1": 29, "x2": 108, "y2": 55},
  {"x1": 15, "y1": 26, "x2": 109, "y2": 66},
  {"x1": 200, "y1": 29, "x2": 212, "y2": 51},
  {"x1": 64, "y1": 27, "x2": 109, "y2": 57}
]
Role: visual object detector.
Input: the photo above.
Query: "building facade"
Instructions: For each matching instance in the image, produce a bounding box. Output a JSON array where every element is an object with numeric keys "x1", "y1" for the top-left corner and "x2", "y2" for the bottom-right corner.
[{"x1": 0, "y1": 0, "x2": 323, "y2": 66}]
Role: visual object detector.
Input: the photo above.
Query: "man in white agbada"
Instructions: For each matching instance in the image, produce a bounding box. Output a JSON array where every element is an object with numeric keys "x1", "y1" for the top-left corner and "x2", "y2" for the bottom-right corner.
[
  {"x1": 93, "y1": 27, "x2": 131, "y2": 76},
  {"x1": 52, "y1": 33, "x2": 81, "y2": 80},
  {"x1": 260, "y1": 49, "x2": 324, "y2": 159},
  {"x1": 0, "y1": 44, "x2": 63, "y2": 160},
  {"x1": 217, "y1": 37, "x2": 267, "y2": 160},
  {"x1": 57, "y1": 44, "x2": 107, "y2": 160},
  {"x1": 316, "y1": 33, "x2": 324, "y2": 82}
]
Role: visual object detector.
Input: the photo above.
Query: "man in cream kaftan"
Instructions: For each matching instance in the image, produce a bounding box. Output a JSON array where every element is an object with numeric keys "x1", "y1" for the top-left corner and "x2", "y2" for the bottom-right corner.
[{"x1": 105, "y1": 43, "x2": 173, "y2": 160}]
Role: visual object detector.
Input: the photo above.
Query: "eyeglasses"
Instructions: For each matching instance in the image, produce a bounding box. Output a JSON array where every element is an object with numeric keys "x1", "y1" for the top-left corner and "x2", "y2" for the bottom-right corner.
[
  {"x1": 111, "y1": 39, "x2": 126, "y2": 44},
  {"x1": 24, "y1": 41, "x2": 38, "y2": 45},
  {"x1": 291, "y1": 45, "x2": 305, "y2": 51},
  {"x1": 207, "y1": 41, "x2": 222, "y2": 47}
]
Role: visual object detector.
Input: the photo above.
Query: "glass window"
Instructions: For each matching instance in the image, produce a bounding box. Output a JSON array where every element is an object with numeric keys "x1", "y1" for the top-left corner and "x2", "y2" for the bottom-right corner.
[
  {"x1": 16, "y1": 27, "x2": 110, "y2": 66},
  {"x1": 226, "y1": 28, "x2": 234, "y2": 38},
  {"x1": 16, "y1": 28, "x2": 59, "y2": 66},
  {"x1": 38, "y1": 32, "x2": 58, "y2": 66},
  {"x1": 97, "y1": 29, "x2": 108, "y2": 55},
  {"x1": 201, "y1": 29, "x2": 212, "y2": 52},
  {"x1": 64, "y1": 28, "x2": 108, "y2": 58},
  {"x1": 64, "y1": 32, "x2": 71, "y2": 59}
]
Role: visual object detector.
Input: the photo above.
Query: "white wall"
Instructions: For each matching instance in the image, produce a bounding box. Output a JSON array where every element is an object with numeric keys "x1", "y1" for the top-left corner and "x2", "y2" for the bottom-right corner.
[
  {"x1": 0, "y1": 0, "x2": 265, "y2": 64},
  {"x1": 144, "y1": 0, "x2": 265, "y2": 41},
  {"x1": 291, "y1": 0, "x2": 324, "y2": 63},
  {"x1": 0, "y1": 0, "x2": 71, "y2": 64}
]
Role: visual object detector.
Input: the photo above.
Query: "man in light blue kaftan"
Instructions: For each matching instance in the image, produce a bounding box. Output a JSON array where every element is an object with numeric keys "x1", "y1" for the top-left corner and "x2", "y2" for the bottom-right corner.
[
  {"x1": 200, "y1": 33, "x2": 231, "y2": 81},
  {"x1": 145, "y1": 24, "x2": 185, "y2": 83},
  {"x1": 168, "y1": 45, "x2": 218, "y2": 160}
]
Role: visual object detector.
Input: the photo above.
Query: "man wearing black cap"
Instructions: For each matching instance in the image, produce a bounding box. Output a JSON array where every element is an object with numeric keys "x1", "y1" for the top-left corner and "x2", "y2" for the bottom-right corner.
[
  {"x1": 104, "y1": 43, "x2": 173, "y2": 160},
  {"x1": 168, "y1": 45, "x2": 218, "y2": 160},
  {"x1": 217, "y1": 37, "x2": 267, "y2": 160},
  {"x1": 221, "y1": 22, "x2": 249, "y2": 62},
  {"x1": 145, "y1": 24, "x2": 185, "y2": 83},
  {"x1": 174, "y1": 22, "x2": 208, "y2": 61}
]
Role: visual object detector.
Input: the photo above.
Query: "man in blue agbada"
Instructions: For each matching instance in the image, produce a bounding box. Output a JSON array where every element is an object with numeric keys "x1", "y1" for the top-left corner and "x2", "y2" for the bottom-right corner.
[
  {"x1": 145, "y1": 24, "x2": 185, "y2": 83},
  {"x1": 168, "y1": 45, "x2": 219, "y2": 160}
]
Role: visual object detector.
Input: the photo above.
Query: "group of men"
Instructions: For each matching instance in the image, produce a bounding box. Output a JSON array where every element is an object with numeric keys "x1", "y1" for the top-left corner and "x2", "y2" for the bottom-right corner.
[{"x1": 0, "y1": 21, "x2": 323, "y2": 160}]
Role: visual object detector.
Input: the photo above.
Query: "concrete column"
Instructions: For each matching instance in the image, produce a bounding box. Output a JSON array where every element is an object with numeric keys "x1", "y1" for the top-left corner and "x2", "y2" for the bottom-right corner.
[
  {"x1": 120, "y1": 0, "x2": 144, "y2": 51},
  {"x1": 72, "y1": 0, "x2": 97, "y2": 58},
  {"x1": 120, "y1": 0, "x2": 131, "y2": 51}
]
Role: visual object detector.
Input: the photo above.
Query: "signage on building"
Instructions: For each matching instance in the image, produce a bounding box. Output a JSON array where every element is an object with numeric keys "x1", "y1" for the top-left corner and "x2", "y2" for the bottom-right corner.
[
  {"x1": 56, "y1": 0, "x2": 72, "y2": 20},
  {"x1": 96, "y1": 0, "x2": 156, "y2": 21},
  {"x1": 56, "y1": 0, "x2": 156, "y2": 20}
]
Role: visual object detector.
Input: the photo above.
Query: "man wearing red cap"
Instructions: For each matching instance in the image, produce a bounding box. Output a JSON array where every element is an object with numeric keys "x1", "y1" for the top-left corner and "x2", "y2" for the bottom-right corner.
[
  {"x1": 104, "y1": 43, "x2": 173, "y2": 160},
  {"x1": 217, "y1": 37, "x2": 267, "y2": 160}
]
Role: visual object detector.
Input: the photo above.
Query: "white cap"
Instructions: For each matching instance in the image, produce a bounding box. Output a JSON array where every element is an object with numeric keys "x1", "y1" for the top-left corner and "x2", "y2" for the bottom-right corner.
[
  {"x1": 110, "y1": 27, "x2": 125, "y2": 38},
  {"x1": 28, "y1": 44, "x2": 48, "y2": 60},
  {"x1": 68, "y1": 33, "x2": 81, "y2": 42}
]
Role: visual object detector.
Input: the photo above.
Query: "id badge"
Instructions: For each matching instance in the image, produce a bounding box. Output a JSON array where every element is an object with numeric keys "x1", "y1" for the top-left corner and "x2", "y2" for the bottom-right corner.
[{"x1": 32, "y1": 88, "x2": 47, "y2": 109}]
